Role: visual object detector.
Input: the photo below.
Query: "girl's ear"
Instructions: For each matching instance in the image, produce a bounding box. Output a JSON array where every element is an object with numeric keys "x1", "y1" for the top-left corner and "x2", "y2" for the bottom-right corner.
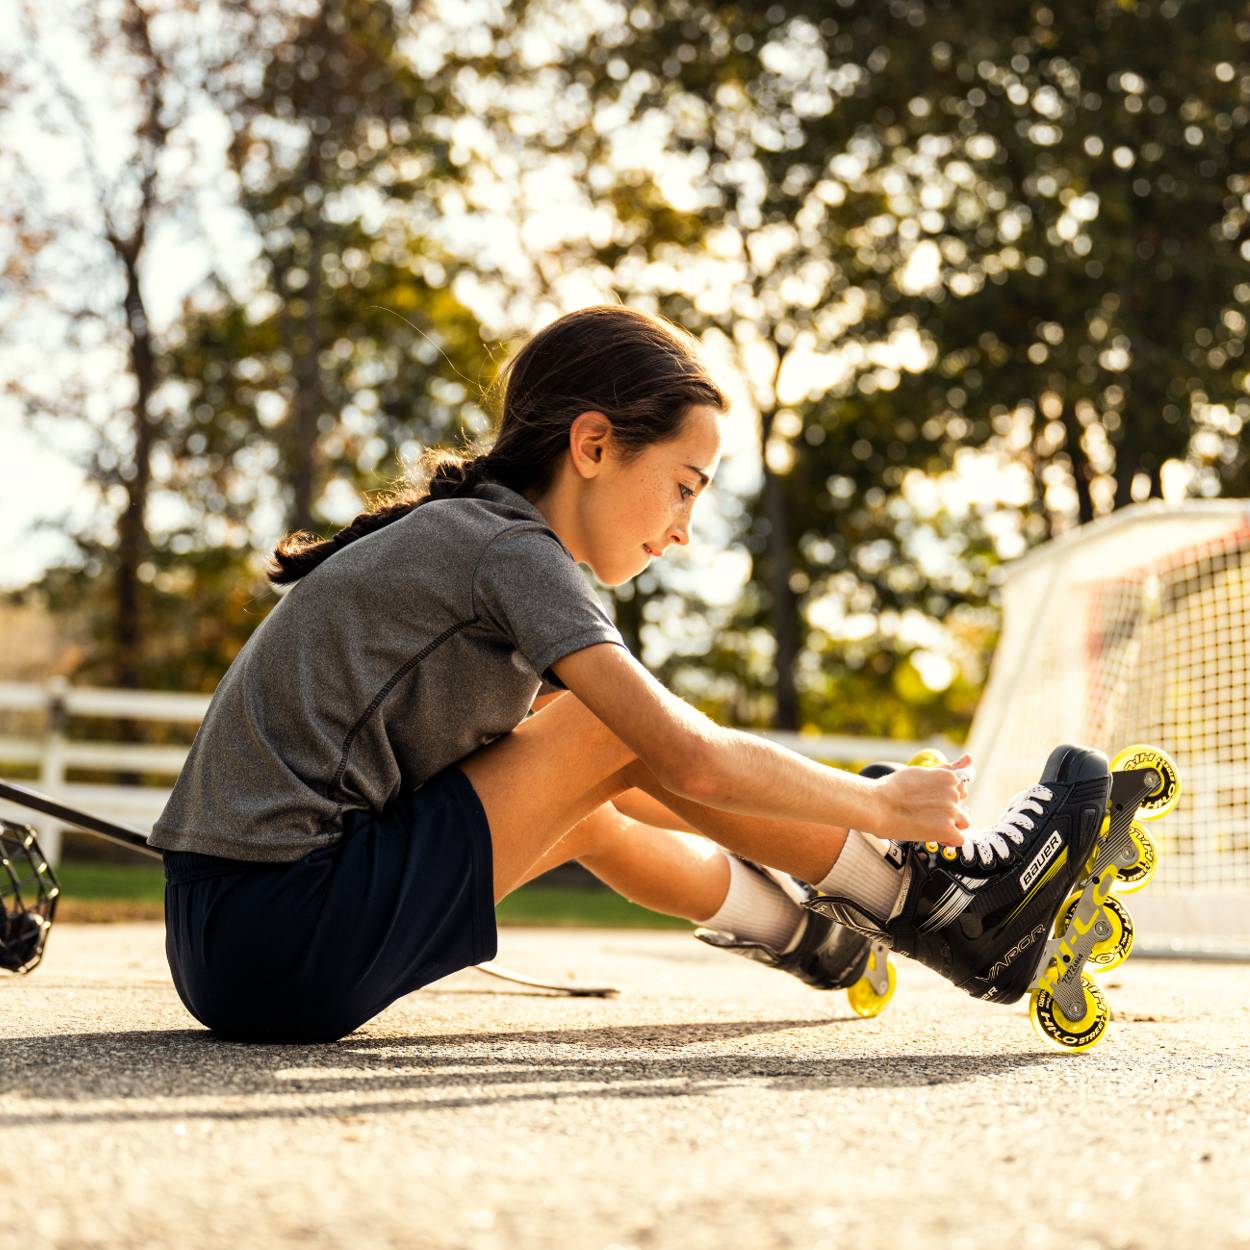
[{"x1": 568, "y1": 410, "x2": 613, "y2": 479}]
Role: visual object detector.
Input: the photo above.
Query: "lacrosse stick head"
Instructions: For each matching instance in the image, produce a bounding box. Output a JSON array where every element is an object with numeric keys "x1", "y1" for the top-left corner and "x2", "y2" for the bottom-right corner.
[{"x1": 1, "y1": 819, "x2": 59, "y2": 974}]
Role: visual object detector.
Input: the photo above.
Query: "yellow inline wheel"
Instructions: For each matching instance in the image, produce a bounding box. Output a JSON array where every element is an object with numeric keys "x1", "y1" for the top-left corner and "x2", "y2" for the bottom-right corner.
[
  {"x1": 847, "y1": 951, "x2": 897, "y2": 1019},
  {"x1": 1115, "y1": 821, "x2": 1158, "y2": 895},
  {"x1": 1056, "y1": 892, "x2": 1135, "y2": 971},
  {"x1": 1109, "y1": 744, "x2": 1182, "y2": 820},
  {"x1": 1029, "y1": 974, "x2": 1110, "y2": 1053}
]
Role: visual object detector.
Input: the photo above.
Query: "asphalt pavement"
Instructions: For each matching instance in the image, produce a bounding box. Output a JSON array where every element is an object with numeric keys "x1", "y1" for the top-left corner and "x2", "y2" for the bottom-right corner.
[{"x1": 2, "y1": 922, "x2": 1248, "y2": 1250}]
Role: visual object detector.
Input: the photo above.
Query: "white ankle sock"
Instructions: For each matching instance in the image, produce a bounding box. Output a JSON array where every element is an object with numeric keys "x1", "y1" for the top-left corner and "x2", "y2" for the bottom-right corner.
[
  {"x1": 697, "y1": 852, "x2": 805, "y2": 954},
  {"x1": 815, "y1": 829, "x2": 908, "y2": 921}
]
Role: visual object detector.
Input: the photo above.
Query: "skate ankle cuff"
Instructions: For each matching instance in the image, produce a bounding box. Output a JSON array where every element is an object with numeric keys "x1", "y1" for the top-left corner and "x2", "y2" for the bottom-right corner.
[
  {"x1": 814, "y1": 828, "x2": 906, "y2": 920},
  {"x1": 803, "y1": 891, "x2": 890, "y2": 938}
]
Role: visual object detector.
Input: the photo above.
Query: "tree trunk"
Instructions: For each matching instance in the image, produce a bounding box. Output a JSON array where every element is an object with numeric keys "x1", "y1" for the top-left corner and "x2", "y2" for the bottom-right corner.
[
  {"x1": 288, "y1": 149, "x2": 325, "y2": 533},
  {"x1": 115, "y1": 247, "x2": 154, "y2": 691},
  {"x1": 1030, "y1": 453, "x2": 1055, "y2": 540},
  {"x1": 759, "y1": 448, "x2": 800, "y2": 731},
  {"x1": 1060, "y1": 407, "x2": 1095, "y2": 524},
  {"x1": 112, "y1": 242, "x2": 155, "y2": 787},
  {"x1": 1113, "y1": 440, "x2": 1138, "y2": 510}
]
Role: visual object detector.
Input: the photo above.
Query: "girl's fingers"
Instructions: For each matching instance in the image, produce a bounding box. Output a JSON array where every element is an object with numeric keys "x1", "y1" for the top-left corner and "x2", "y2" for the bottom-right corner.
[
  {"x1": 942, "y1": 753, "x2": 975, "y2": 793},
  {"x1": 880, "y1": 765, "x2": 973, "y2": 846}
]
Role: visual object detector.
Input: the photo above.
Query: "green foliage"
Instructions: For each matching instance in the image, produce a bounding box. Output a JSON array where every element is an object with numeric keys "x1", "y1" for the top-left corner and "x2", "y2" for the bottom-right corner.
[
  {"x1": 16, "y1": 0, "x2": 1250, "y2": 744},
  {"x1": 495, "y1": 883, "x2": 691, "y2": 929},
  {"x1": 511, "y1": 0, "x2": 1250, "y2": 730}
]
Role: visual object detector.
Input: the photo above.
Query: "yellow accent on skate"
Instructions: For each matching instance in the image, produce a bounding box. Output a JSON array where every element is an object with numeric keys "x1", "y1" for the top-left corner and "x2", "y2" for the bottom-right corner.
[
  {"x1": 1029, "y1": 975, "x2": 1109, "y2": 1052},
  {"x1": 847, "y1": 947, "x2": 897, "y2": 1019},
  {"x1": 1114, "y1": 822, "x2": 1159, "y2": 895},
  {"x1": 1057, "y1": 891, "x2": 1135, "y2": 971},
  {"x1": 1027, "y1": 742, "x2": 1181, "y2": 1053},
  {"x1": 1109, "y1": 744, "x2": 1182, "y2": 820}
]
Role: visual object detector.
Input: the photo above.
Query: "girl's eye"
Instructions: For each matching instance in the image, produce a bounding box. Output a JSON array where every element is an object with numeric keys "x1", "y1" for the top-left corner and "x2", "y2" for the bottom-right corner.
[{"x1": 679, "y1": 483, "x2": 695, "y2": 501}]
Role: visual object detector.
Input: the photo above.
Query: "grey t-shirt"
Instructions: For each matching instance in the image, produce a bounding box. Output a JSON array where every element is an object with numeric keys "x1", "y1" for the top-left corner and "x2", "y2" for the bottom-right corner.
[{"x1": 148, "y1": 482, "x2": 628, "y2": 861}]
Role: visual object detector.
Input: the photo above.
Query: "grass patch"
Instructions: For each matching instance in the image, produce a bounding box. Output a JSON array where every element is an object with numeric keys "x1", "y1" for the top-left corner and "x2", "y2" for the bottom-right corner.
[
  {"x1": 53, "y1": 861, "x2": 166, "y2": 901},
  {"x1": 49, "y1": 861, "x2": 166, "y2": 923},
  {"x1": 43, "y1": 859, "x2": 688, "y2": 928}
]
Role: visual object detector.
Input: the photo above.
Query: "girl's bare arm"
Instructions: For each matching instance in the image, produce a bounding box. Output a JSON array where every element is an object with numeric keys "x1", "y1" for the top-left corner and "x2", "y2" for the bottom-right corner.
[{"x1": 551, "y1": 643, "x2": 967, "y2": 846}]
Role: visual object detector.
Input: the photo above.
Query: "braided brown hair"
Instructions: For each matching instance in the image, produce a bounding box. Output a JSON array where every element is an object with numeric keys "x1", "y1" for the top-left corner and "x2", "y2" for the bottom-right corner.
[{"x1": 267, "y1": 305, "x2": 728, "y2": 585}]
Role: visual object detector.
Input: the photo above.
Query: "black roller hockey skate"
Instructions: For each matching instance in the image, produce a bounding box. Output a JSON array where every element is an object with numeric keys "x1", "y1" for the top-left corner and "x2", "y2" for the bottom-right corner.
[
  {"x1": 693, "y1": 855, "x2": 895, "y2": 1018},
  {"x1": 803, "y1": 742, "x2": 1181, "y2": 1052},
  {"x1": 693, "y1": 754, "x2": 916, "y2": 1019}
]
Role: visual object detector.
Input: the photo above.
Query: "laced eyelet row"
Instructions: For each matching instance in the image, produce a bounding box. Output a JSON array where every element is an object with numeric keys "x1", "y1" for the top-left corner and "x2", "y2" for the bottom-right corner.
[{"x1": 959, "y1": 784, "x2": 1054, "y2": 867}]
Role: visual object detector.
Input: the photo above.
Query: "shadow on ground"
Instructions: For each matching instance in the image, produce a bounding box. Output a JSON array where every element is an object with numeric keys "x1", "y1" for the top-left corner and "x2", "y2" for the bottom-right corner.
[{"x1": 0, "y1": 1017, "x2": 1063, "y2": 1127}]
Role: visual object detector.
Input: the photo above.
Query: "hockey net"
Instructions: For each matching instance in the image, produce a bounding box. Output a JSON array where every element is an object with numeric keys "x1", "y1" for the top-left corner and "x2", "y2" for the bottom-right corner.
[{"x1": 965, "y1": 499, "x2": 1250, "y2": 954}]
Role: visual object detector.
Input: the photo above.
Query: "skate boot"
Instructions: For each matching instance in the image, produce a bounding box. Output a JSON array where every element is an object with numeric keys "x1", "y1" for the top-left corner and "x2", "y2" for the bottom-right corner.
[
  {"x1": 805, "y1": 745, "x2": 1116, "y2": 1040},
  {"x1": 805, "y1": 742, "x2": 1181, "y2": 1052},
  {"x1": 693, "y1": 855, "x2": 896, "y2": 1019}
]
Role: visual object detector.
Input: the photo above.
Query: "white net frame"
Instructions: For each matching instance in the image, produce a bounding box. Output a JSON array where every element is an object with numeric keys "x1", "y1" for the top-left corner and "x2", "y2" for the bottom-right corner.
[{"x1": 966, "y1": 499, "x2": 1250, "y2": 952}]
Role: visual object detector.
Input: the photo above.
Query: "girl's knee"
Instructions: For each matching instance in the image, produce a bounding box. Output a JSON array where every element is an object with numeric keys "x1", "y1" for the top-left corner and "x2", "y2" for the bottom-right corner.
[{"x1": 566, "y1": 801, "x2": 633, "y2": 862}]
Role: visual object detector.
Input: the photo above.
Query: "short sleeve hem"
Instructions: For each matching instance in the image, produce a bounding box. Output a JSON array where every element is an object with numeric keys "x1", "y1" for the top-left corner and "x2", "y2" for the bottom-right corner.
[{"x1": 530, "y1": 631, "x2": 627, "y2": 689}]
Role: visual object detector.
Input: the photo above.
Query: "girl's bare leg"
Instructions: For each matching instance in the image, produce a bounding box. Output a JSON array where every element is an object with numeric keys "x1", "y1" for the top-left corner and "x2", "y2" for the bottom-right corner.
[
  {"x1": 457, "y1": 694, "x2": 648, "y2": 903},
  {"x1": 504, "y1": 800, "x2": 731, "y2": 920},
  {"x1": 456, "y1": 694, "x2": 851, "y2": 904},
  {"x1": 616, "y1": 766, "x2": 852, "y2": 885},
  {"x1": 506, "y1": 771, "x2": 859, "y2": 925}
]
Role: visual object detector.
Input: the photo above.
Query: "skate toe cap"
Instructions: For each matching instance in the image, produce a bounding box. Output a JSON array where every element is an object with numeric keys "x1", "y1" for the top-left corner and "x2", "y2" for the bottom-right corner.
[{"x1": 1041, "y1": 744, "x2": 1110, "y2": 785}]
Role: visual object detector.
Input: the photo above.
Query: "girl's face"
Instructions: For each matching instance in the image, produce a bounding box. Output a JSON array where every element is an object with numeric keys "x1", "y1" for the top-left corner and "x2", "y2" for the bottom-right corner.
[{"x1": 577, "y1": 403, "x2": 724, "y2": 587}]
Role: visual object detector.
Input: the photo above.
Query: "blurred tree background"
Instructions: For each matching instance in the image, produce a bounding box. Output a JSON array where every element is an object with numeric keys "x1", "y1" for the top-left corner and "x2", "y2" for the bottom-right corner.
[{"x1": 2, "y1": 0, "x2": 1248, "y2": 744}]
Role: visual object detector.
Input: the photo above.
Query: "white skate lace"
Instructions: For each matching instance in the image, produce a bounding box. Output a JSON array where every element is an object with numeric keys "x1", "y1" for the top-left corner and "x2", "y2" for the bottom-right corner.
[{"x1": 959, "y1": 784, "x2": 1054, "y2": 868}]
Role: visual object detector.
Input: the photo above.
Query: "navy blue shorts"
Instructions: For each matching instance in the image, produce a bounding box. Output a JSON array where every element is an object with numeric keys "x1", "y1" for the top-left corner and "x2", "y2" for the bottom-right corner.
[{"x1": 162, "y1": 764, "x2": 499, "y2": 1044}]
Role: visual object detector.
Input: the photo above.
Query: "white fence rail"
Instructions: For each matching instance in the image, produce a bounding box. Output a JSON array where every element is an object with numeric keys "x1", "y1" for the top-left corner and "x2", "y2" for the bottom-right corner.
[
  {"x1": 0, "y1": 678, "x2": 959, "y2": 864},
  {"x1": 0, "y1": 678, "x2": 214, "y2": 861}
]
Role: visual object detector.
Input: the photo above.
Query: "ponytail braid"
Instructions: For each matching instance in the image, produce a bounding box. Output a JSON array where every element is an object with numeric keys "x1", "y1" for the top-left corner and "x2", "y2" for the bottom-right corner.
[
  {"x1": 266, "y1": 446, "x2": 497, "y2": 586},
  {"x1": 419, "y1": 448, "x2": 498, "y2": 505}
]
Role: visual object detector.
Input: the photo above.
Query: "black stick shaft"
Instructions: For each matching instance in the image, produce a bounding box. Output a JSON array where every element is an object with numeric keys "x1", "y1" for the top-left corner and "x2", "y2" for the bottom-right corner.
[
  {"x1": 0, "y1": 779, "x2": 621, "y2": 996},
  {"x1": 0, "y1": 778, "x2": 163, "y2": 860}
]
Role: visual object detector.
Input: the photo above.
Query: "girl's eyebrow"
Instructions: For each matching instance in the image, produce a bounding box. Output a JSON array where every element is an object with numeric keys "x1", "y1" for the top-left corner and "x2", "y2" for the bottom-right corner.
[{"x1": 683, "y1": 464, "x2": 711, "y2": 487}]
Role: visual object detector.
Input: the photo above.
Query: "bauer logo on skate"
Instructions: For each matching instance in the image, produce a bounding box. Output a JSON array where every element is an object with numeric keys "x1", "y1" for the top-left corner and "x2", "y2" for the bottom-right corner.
[{"x1": 1019, "y1": 831, "x2": 1063, "y2": 892}]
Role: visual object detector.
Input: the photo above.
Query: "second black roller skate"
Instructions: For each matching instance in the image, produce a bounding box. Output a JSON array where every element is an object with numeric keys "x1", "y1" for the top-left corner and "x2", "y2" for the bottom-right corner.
[
  {"x1": 692, "y1": 753, "x2": 923, "y2": 1019},
  {"x1": 693, "y1": 855, "x2": 895, "y2": 1018}
]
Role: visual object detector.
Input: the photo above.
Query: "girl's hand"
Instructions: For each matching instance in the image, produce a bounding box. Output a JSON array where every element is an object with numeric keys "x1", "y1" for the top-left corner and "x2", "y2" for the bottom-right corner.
[
  {"x1": 940, "y1": 752, "x2": 974, "y2": 798},
  {"x1": 867, "y1": 754, "x2": 973, "y2": 847}
]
